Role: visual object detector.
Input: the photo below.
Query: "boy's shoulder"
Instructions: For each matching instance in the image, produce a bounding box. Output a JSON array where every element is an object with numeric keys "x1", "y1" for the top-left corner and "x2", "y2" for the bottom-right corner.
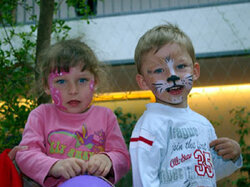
[
  {"x1": 189, "y1": 108, "x2": 211, "y2": 124},
  {"x1": 137, "y1": 103, "x2": 212, "y2": 127},
  {"x1": 135, "y1": 103, "x2": 171, "y2": 131}
]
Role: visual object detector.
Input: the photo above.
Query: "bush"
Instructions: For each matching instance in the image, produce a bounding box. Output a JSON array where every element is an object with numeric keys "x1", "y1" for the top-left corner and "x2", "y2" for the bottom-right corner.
[
  {"x1": 230, "y1": 107, "x2": 250, "y2": 186},
  {"x1": 0, "y1": 26, "x2": 37, "y2": 153},
  {"x1": 114, "y1": 107, "x2": 137, "y2": 187}
]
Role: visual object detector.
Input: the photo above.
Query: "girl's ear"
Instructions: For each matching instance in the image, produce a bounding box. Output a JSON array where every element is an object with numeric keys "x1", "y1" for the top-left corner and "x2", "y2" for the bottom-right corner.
[
  {"x1": 193, "y1": 62, "x2": 200, "y2": 81},
  {"x1": 42, "y1": 78, "x2": 51, "y2": 95},
  {"x1": 44, "y1": 86, "x2": 51, "y2": 95},
  {"x1": 91, "y1": 79, "x2": 97, "y2": 91},
  {"x1": 136, "y1": 73, "x2": 149, "y2": 90}
]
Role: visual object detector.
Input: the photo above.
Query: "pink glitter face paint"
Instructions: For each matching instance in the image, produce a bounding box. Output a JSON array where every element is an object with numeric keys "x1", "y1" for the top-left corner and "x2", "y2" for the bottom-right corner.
[
  {"x1": 48, "y1": 71, "x2": 68, "y2": 110},
  {"x1": 89, "y1": 79, "x2": 95, "y2": 91}
]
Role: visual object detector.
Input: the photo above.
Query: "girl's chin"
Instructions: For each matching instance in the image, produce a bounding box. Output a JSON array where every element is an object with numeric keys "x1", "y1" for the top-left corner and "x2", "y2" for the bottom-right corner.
[{"x1": 66, "y1": 106, "x2": 90, "y2": 114}]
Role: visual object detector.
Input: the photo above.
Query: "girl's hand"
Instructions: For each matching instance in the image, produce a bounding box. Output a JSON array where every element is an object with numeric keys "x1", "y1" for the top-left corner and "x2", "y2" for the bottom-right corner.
[
  {"x1": 49, "y1": 158, "x2": 87, "y2": 179},
  {"x1": 8, "y1": 146, "x2": 28, "y2": 160},
  {"x1": 87, "y1": 154, "x2": 112, "y2": 177},
  {"x1": 210, "y1": 137, "x2": 241, "y2": 162}
]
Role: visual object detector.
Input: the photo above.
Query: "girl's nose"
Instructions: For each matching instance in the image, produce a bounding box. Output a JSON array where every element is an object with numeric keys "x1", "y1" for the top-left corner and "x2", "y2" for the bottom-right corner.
[{"x1": 68, "y1": 83, "x2": 78, "y2": 94}]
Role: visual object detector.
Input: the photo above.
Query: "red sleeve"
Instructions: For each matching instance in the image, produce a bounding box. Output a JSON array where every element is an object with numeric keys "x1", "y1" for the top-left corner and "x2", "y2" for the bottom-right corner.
[{"x1": 0, "y1": 149, "x2": 22, "y2": 187}]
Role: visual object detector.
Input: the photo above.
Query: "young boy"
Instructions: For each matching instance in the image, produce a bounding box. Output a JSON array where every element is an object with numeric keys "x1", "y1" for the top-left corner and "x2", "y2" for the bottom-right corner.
[{"x1": 129, "y1": 23, "x2": 242, "y2": 187}]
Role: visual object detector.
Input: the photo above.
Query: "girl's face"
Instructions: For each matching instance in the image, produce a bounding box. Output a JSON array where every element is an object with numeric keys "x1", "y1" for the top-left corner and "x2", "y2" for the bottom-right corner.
[
  {"x1": 137, "y1": 43, "x2": 200, "y2": 108},
  {"x1": 45, "y1": 65, "x2": 95, "y2": 113}
]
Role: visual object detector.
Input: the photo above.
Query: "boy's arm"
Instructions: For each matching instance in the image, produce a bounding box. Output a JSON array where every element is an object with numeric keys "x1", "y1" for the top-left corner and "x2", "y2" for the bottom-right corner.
[
  {"x1": 210, "y1": 148, "x2": 242, "y2": 181},
  {"x1": 209, "y1": 131, "x2": 242, "y2": 181},
  {"x1": 129, "y1": 129, "x2": 161, "y2": 187},
  {"x1": 209, "y1": 137, "x2": 241, "y2": 162}
]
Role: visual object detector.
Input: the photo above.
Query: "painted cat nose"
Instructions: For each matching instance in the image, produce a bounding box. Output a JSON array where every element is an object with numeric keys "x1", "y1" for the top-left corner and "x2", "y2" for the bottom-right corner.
[{"x1": 167, "y1": 75, "x2": 180, "y2": 82}]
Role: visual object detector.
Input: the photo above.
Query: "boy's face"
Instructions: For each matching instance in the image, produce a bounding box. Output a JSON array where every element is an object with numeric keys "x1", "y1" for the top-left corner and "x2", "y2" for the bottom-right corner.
[
  {"x1": 45, "y1": 65, "x2": 95, "y2": 113},
  {"x1": 136, "y1": 43, "x2": 200, "y2": 108}
]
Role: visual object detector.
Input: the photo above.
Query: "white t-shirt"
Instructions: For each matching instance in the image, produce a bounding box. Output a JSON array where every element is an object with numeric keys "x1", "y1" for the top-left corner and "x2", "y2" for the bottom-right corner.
[{"x1": 129, "y1": 103, "x2": 242, "y2": 187}]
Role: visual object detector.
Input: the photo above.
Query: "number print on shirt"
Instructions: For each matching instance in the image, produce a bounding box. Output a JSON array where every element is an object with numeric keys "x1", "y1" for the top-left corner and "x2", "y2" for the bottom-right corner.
[{"x1": 194, "y1": 149, "x2": 214, "y2": 178}]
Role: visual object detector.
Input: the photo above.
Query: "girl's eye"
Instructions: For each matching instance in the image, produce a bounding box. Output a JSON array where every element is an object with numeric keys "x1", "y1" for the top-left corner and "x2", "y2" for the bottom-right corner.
[
  {"x1": 154, "y1": 68, "x2": 164, "y2": 74},
  {"x1": 56, "y1": 79, "x2": 65, "y2": 84},
  {"x1": 79, "y1": 78, "x2": 87, "y2": 83}
]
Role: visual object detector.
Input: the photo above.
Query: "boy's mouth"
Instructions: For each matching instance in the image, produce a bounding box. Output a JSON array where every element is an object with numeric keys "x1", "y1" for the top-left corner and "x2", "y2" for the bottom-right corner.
[{"x1": 166, "y1": 85, "x2": 184, "y2": 95}]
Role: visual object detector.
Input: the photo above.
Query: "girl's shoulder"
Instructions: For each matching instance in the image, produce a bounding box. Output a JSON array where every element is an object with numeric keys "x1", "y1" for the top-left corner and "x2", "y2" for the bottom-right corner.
[
  {"x1": 90, "y1": 105, "x2": 117, "y2": 119},
  {"x1": 91, "y1": 105, "x2": 113, "y2": 113},
  {"x1": 30, "y1": 103, "x2": 56, "y2": 115}
]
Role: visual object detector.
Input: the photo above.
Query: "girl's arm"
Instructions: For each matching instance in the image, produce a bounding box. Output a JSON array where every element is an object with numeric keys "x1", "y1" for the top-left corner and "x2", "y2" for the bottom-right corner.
[
  {"x1": 102, "y1": 110, "x2": 131, "y2": 184},
  {"x1": 8, "y1": 146, "x2": 28, "y2": 160},
  {"x1": 15, "y1": 108, "x2": 60, "y2": 186}
]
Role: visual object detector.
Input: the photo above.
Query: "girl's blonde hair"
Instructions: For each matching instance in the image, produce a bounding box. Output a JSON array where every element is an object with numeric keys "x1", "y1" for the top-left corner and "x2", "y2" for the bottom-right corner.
[
  {"x1": 134, "y1": 23, "x2": 196, "y2": 74},
  {"x1": 37, "y1": 39, "x2": 107, "y2": 94}
]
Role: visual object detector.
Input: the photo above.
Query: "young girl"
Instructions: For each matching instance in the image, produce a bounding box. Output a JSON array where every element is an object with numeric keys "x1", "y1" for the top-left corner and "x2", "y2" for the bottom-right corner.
[{"x1": 16, "y1": 39, "x2": 130, "y2": 186}]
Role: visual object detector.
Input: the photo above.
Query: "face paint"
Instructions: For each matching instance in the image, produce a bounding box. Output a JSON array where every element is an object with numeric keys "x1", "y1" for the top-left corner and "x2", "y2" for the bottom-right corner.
[
  {"x1": 152, "y1": 56, "x2": 194, "y2": 104},
  {"x1": 48, "y1": 71, "x2": 68, "y2": 110},
  {"x1": 165, "y1": 56, "x2": 176, "y2": 76},
  {"x1": 89, "y1": 79, "x2": 95, "y2": 91}
]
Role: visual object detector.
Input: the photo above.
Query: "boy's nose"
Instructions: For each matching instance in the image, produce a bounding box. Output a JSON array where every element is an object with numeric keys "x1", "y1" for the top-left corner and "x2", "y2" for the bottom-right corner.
[{"x1": 167, "y1": 75, "x2": 180, "y2": 82}]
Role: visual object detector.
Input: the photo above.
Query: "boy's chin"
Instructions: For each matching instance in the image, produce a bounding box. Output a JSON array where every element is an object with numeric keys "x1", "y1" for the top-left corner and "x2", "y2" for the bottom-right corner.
[{"x1": 156, "y1": 97, "x2": 187, "y2": 107}]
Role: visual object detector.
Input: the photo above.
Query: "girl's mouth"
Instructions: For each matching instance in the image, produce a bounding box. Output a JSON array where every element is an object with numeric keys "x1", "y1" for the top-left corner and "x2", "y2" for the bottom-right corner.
[
  {"x1": 67, "y1": 100, "x2": 80, "y2": 106},
  {"x1": 166, "y1": 85, "x2": 184, "y2": 95}
]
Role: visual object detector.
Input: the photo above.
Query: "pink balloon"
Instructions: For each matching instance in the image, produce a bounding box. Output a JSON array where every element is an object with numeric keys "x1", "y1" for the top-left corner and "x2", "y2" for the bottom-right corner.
[{"x1": 60, "y1": 175, "x2": 113, "y2": 187}]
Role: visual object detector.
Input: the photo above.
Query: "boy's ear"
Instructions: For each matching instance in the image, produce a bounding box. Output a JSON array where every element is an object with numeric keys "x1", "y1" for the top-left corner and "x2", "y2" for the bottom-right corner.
[
  {"x1": 136, "y1": 73, "x2": 149, "y2": 90},
  {"x1": 193, "y1": 62, "x2": 200, "y2": 81}
]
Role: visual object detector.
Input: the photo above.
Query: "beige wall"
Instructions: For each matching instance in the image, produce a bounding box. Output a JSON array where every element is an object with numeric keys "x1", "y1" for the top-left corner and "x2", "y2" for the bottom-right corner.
[
  {"x1": 94, "y1": 84, "x2": 249, "y2": 185},
  {"x1": 94, "y1": 84, "x2": 250, "y2": 146}
]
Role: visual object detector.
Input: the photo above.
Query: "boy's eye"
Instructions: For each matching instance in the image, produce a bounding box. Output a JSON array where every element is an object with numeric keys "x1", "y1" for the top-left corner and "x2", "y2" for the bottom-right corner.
[
  {"x1": 176, "y1": 64, "x2": 187, "y2": 69},
  {"x1": 154, "y1": 68, "x2": 164, "y2": 74},
  {"x1": 56, "y1": 79, "x2": 65, "y2": 84}
]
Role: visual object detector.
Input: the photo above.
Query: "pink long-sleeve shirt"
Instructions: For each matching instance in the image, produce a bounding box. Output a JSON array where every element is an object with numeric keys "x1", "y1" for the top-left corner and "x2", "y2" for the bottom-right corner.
[{"x1": 16, "y1": 104, "x2": 130, "y2": 187}]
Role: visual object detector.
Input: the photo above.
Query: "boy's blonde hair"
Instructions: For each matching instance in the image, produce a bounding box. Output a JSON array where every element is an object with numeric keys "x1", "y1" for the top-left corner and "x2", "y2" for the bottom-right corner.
[
  {"x1": 134, "y1": 23, "x2": 196, "y2": 74},
  {"x1": 37, "y1": 39, "x2": 107, "y2": 93}
]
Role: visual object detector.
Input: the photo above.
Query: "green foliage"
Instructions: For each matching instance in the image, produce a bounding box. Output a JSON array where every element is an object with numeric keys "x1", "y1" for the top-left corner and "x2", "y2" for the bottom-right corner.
[
  {"x1": 0, "y1": 0, "x2": 18, "y2": 25},
  {"x1": 114, "y1": 107, "x2": 137, "y2": 187},
  {"x1": 230, "y1": 107, "x2": 250, "y2": 186},
  {"x1": 52, "y1": 19, "x2": 71, "y2": 41},
  {"x1": 114, "y1": 107, "x2": 137, "y2": 148},
  {"x1": 0, "y1": 1, "x2": 38, "y2": 152},
  {"x1": 66, "y1": 0, "x2": 98, "y2": 23},
  {"x1": 0, "y1": 0, "x2": 73, "y2": 152}
]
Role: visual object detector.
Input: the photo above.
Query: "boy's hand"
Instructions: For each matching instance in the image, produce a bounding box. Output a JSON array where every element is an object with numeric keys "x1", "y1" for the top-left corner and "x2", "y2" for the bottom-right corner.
[
  {"x1": 8, "y1": 146, "x2": 28, "y2": 160},
  {"x1": 87, "y1": 154, "x2": 112, "y2": 177},
  {"x1": 49, "y1": 158, "x2": 87, "y2": 179},
  {"x1": 209, "y1": 137, "x2": 241, "y2": 162}
]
